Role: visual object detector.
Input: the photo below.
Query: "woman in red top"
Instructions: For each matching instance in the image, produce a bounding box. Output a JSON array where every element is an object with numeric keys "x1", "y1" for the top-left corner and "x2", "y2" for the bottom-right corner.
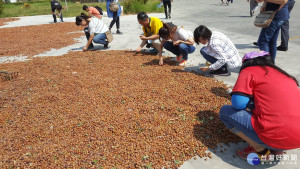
[{"x1": 219, "y1": 51, "x2": 300, "y2": 161}]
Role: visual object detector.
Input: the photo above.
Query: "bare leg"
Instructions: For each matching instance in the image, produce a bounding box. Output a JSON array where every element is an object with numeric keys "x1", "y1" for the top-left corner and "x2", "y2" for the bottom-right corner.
[{"x1": 234, "y1": 130, "x2": 265, "y2": 152}]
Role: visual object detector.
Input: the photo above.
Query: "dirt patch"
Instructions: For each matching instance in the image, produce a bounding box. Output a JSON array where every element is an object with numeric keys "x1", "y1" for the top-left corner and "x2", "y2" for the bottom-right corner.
[
  {"x1": 0, "y1": 18, "x2": 20, "y2": 26},
  {"x1": 0, "y1": 22, "x2": 83, "y2": 57},
  {"x1": 0, "y1": 50, "x2": 240, "y2": 168}
]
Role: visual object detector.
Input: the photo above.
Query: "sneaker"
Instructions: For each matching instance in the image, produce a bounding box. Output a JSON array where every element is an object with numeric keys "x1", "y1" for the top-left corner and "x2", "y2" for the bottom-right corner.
[
  {"x1": 116, "y1": 30, "x2": 123, "y2": 35},
  {"x1": 277, "y1": 46, "x2": 288, "y2": 51},
  {"x1": 149, "y1": 48, "x2": 158, "y2": 54},
  {"x1": 226, "y1": 1, "x2": 229, "y2": 5},
  {"x1": 178, "y1": 60, "x2": 187, "y2": 66},
  {"x1": 253, "y1": 42, "x2": 258, "y2": 46},
  {"x1": 250, "y1": 10, "x2": 254, "y2": 17},
  {"x1": 221, "y1": 0, "x2": 224, "y2": 4},
  {"x1": 210, "y1": 67, "x2": 230, "y2": 76},
  {"x1": 176, "y1": 55, "x2": 182, "y2": 62},
  {"x1": 237, "y1": 145, "x2": 272, "y2": 162},
  {"x1": 168, "y1": 14, "x2": 171, "y2": 19},
  {"x1": 103, "y1": 43, "x2": 109, "y2": 49}
]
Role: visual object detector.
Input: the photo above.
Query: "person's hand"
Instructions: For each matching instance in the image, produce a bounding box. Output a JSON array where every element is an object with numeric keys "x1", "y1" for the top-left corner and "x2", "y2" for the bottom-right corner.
[
  {"x1": 159, "y1": 57, "x2": 164, "y2": 66},
  {"x1": 136, "y1": 46, "x2": 142, "y2": 52},
  {"x1": 140, "y1": 35, "x2": 148, "y2": 40},
  {"x1": 83, "y1": 47, "x2": 88, "y2": 52},
  {"x1": 200, "y1": 66, "x2": 210, "y2": 72},
  {"x1": 173, "y1": 40, "x2": 181, "y2": 46}
]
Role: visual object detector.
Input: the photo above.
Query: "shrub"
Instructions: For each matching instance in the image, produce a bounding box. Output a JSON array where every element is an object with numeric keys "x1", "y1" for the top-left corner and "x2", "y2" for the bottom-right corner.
[
  {"x1": 121, "y1": 0, "x2": 162, "y2": 14},
  {"x1": 0, "y1": 0, "x2": 4, "y2": 15}
]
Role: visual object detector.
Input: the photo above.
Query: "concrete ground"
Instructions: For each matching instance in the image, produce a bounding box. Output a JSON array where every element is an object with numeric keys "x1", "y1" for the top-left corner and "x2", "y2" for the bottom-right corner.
[{"x1": 1, "y1": 0, "x2": 299, "y2": 168}]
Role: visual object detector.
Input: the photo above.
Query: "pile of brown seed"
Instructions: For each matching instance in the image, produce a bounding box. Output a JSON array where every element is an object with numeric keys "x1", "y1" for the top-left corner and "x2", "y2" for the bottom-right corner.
[
  {"x1": 0, "y1": 18, "x2": 19, "y2": 26},
  {"x1": 0, "y1": 50, "x2": 240, "y2": 168},
  {"x1": 0, "y1": 22, "x2": 82, "y2": 57}
]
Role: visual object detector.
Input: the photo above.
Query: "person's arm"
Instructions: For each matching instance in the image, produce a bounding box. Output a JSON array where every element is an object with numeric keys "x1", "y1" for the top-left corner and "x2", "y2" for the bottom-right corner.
[
  {"x1": 140, "y1": 34, "x2": 160, "y2": 40},
  {"x1": 173, "y1": 37, "x2": 194, "y2": 46},
  {"x1": 83, "y1": 34, "x2": 94, "y2": 51},
  {"x1": 158, "y1": 41, "x2": 165, "y2": 65},
  {"x1": 136, "y1": 39, "x2": 147, "y2": 52},
  {"x1": 260, "y1": 1, "x2": 267, "y2": 11},
  {"x1": 231, "y1": 94, "x2": 250, "y2": 110}
]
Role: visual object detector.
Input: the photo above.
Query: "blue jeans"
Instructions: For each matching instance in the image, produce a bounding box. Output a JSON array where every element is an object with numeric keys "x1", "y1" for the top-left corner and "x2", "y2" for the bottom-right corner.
[
  {"x1": 200, "y1": 47, "x2": 227, "y2": 69},
  {"x1": 257, "y1": 19, "x2": 285, "y2": 61},
  {"x1": 163, "y1": 41, "x2": 195, "y2": 60},
  {"x1": 93, "y1": 33, "x2": 107, "y2": 45},
  {"x1": 219, "y1": 105, "x2": 283, "y2": 151}
]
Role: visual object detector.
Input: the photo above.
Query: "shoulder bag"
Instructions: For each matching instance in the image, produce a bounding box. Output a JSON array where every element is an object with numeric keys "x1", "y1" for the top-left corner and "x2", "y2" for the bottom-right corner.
[{"x1": 254, "y1": 11, "x2": 276, "y2": 28}]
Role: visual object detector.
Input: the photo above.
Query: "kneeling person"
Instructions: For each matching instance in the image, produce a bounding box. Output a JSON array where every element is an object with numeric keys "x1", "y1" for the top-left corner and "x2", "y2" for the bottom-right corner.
[
  {"x1": 136, "y1": 12, "x2": 163, "y2": 53},
  {"x1": 194, "y1": 25, "x2": 241, "y2": 76},
  {"x1": 158, "y1": 23, "x2": 195, "y2": 66},
  {"x1": 76, "y1": 13, "x2": 109, "y2": 51}
]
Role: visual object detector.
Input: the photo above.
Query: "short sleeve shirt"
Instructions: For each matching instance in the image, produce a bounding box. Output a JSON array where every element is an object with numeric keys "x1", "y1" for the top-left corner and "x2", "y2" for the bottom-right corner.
[
  {"x1": 142, "y1": 17, "x2": 163, "y2": 37},
  {"x1": 232, "y1": 66, "x2": 300, "y2": 149},
  {"x1": 88, "y1": 7, "x2": 101, "y2": 19},
  {"x1": 173, "y1": 27, "x2": 195, "y2": 46}
]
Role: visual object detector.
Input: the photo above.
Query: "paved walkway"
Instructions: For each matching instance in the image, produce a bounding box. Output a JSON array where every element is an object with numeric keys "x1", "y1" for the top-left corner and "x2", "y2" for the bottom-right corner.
[{"x1": 1, "y1": 0, "x2": 300, "y2": 168}]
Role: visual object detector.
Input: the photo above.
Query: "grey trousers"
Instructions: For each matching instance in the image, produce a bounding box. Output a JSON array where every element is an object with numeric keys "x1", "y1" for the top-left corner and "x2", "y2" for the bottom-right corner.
[
  {"x1": 250, "y1": 0, "x2": 258, "y2": 11},
  {"x1": 280, "y1": 0, "x2": 295, "y2": 48}
]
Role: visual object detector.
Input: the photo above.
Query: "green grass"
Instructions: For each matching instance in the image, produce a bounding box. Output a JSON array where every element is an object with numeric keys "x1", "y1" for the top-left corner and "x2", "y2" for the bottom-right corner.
[{"x1": 0, "y1": 0, "x2": 163, "y2": 18}]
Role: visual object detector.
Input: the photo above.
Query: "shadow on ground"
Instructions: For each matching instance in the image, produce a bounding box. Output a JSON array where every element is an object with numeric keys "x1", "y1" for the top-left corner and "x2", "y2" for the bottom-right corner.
[{"x1": 192, "y1": 110, "x2": 278, "y2": 168}]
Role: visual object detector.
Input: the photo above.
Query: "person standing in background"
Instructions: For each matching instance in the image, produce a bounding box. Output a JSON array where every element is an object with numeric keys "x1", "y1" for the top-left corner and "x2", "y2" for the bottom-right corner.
[
  {"x1": 256, "y1": 0, "x2": 289, "y2": 61},
  {"x1": 161, "y1": 0, "x2": 173, "y2": 19},
  {"x1": 247, "y1": 0, "x2": 259, "y2": 16},
  {"x1": 106, "y1": 0, "x2": 123, "y2": 35},
  {"x1": 50, "y1": 0, "x2": 63, "y2": 23},
  {"x1": 277, "y1": 0, "x2": 295, "y2": 51}
]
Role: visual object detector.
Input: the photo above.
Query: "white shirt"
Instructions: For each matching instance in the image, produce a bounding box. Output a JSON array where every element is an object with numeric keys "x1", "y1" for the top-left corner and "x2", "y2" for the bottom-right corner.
[
  {"x1": 203, "y1": 31, "x2": 241, "y2": 70},
  {"x1": 173, "y1": 27, "x2": 195, "y2": 46},
  {"x1": 88, "y1": 17, "x2": 108, "y2": 35}
]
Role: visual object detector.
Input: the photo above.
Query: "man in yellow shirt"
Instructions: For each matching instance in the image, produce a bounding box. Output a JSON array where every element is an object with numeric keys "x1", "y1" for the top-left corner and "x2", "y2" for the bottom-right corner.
[{"x1": 136, "y1": 12, "x2": 163, "y2": 53}]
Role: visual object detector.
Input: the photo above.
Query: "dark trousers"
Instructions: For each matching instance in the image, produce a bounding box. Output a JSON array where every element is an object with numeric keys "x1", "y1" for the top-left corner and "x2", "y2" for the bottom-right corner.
[
  {"x1": 163, "y1": 1, "x2": 171, "y2": 18},
  {"x1": 52, "y1": 9, "x2": 63, "y2": 23},
  {"x1": 109, "y1": 12, "x2": 120, "y2": 29},
  {"x1": 280, "y1": 0, "x2": 295, "y2": 48}
]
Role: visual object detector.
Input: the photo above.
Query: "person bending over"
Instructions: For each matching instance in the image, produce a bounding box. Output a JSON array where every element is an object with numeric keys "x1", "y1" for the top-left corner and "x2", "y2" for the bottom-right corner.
[
  {"x1": 50, "y1": 0, "x2": 63, "y2": 23},
  {"x1": 158, "y1": 22, "x2": 195, "y2": 66},
  {"x1": 219, "y1": 51, "x2": 300, "y2": 161},
  {"x1": 136, "y1": 12, "x2": 163, "y2": 53},
  {"x1": 75, "y1": 13, "x2": 109, "y2": 51},
  {"x1": 83, "y1": 5, "x2": 102, "y2": 19},
  {"x1": 194, "y1": 25, "x2": 241, "y2": 76}
]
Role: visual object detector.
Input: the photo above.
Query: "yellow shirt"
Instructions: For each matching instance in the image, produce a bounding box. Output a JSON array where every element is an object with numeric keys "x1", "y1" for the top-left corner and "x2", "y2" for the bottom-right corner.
[{"x1": 142, "y1": 17, "x2": 163, "y2": 37}]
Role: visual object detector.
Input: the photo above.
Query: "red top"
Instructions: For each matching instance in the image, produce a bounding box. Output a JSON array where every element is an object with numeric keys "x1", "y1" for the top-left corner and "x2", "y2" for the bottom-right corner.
[
  {"x1": 88, "y1": 7, "x2": 101, "y2": 19},
  {"x1": 232, "y1": 66, "x2": 300, "y2": 149}
]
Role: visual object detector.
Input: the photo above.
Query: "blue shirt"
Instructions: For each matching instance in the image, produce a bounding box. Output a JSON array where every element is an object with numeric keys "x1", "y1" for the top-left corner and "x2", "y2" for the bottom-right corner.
[{"x1": 106, "y1": 0, "x2": 121, "y2": 18}]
